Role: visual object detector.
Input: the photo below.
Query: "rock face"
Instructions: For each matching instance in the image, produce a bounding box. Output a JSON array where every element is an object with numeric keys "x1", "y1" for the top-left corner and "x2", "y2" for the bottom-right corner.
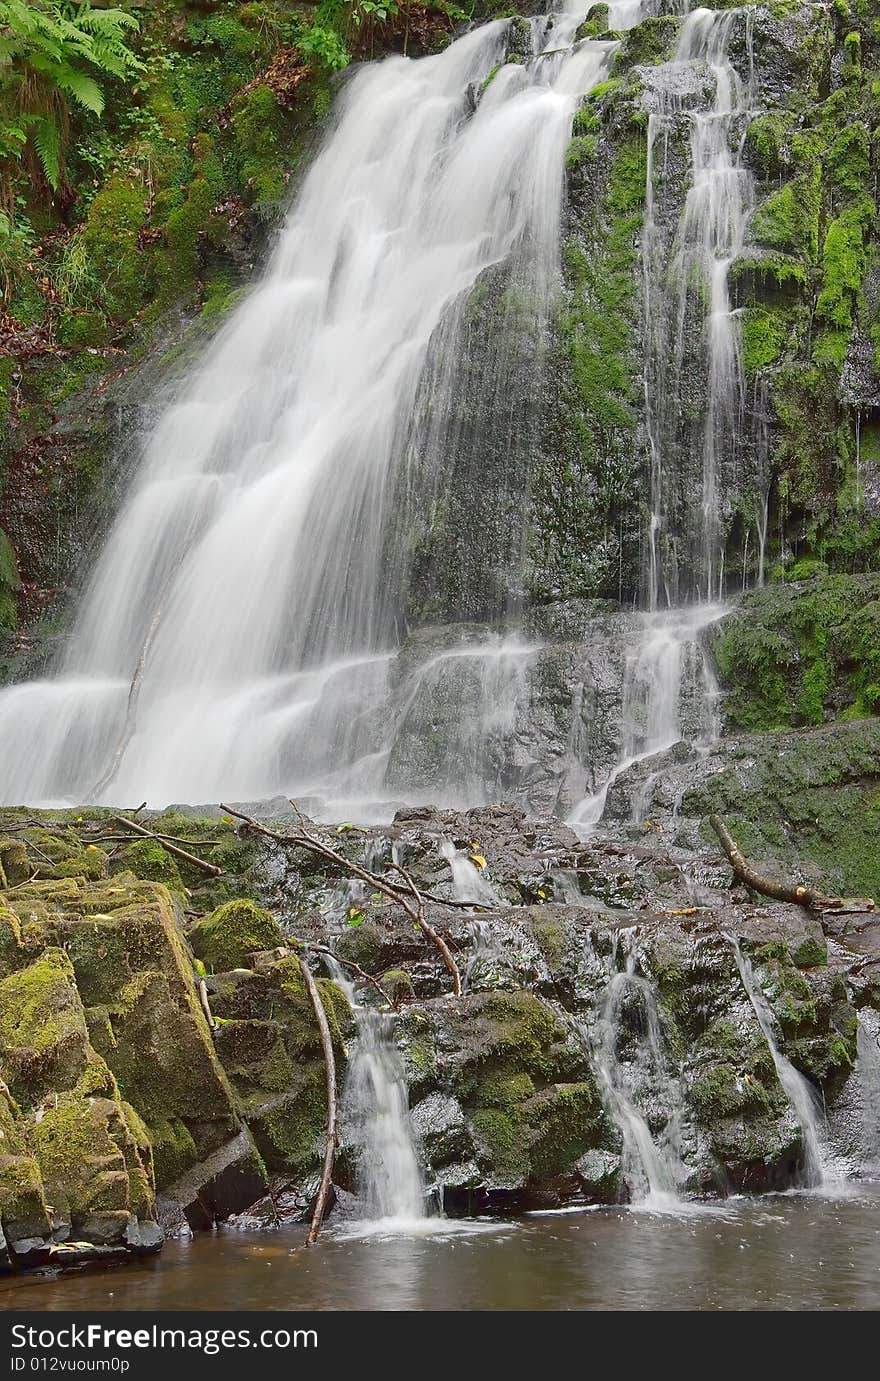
[{"x1": 0, "y1": 818, "x2": 350, "y2": 1264}]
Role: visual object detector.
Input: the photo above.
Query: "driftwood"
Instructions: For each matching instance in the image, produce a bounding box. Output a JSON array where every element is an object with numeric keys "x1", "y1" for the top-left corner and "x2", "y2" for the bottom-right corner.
[
  {"x1": 299, "y1": 958, "x2": 338, "y2": 1247},
  {"x1": 114, "y1": 814, "x2": 223, "y2": 878},
  {"x1": 220, "y1": 803, "x2": 462, "y2": 997},
  {"x1": 709, "y1": 814, "x2": 875, "y2": 914}
]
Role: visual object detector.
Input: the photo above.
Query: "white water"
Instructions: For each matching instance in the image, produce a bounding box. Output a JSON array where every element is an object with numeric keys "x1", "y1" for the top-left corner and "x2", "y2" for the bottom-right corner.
[
  {"x1": 571, "y1": 603, "x2": 723, "y2": 827},
  {"x1": 0, "y1": 12, "x2": 619, "y2": 814},
  {"x1": 727, "y1": 936, "x2": 838, "y2": 1189},
  {"x1": 587, "y1": 934, "x2": 688, "y2": 1208},
  {"x1": 644, "y1": 7, "x2": 754, "y2": 607},
  {"x1": 856, "y1": 1013, "x2": 880, "y2": 1173},
  {"x1": 440, "y1": 838, "x2": 504, "y2": 907},
  {"x1": 326, "y1": 958, "x2": 426, "y2": 1229}
]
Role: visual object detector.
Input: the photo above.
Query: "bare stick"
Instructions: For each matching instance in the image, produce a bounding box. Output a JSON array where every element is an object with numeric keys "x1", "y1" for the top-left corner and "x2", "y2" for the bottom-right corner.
[
  {"x1": 300, "y1": 959, "x2": 338, "y2": 1246},
  {"x1": 114, "y1": 814, "x2": 223, "y2": 878},
  {"x1": 197, "y1": 978, "x2": 217, "y2": 1033},
  {"x1": 220, "y1": 804, "x2": 462, "y2": 996},
  {"x1": 709, "y1": 814, "x2": 874, "y2": 913},
  {"x1": 306, "y1": 944, "x2": 396, "y2": 1009}
]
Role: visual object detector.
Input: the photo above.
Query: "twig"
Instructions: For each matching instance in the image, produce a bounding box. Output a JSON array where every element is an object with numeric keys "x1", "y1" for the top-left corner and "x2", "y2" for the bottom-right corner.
[
  {"x1": 306, "y1": 944, "x2": 397, "y2": 1010},
  {"x1": 300, "y1": 958, "x2": 338, "y2": 1247},
  {"x1": 220, "y1": 804, "x2": 462, "y2": 997},
  {"x1": 114, "y1": 814, "x2": 223, "y2": 878},
  {"x1": 0, "y1": 870, "x2": 39, "y2": 893},
  {"x1": 709, "y1": 814, "x2": 874, "y2": 914},
  {"x1": 197, "y1": 977, "x2": 217, "y2": 1033}
]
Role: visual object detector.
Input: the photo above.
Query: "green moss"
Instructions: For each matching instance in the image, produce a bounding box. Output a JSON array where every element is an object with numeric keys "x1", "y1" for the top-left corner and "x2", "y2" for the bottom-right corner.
[
  {"x1": 81, "y1": 180, "x2": 148, "y2": 319},
  {"x1": 742, "y1": 307, "x2": 787, "y2": 376},
  {"x1": 814, "y1": 197, "x2": 875, "y2": 369},
  {"x1": 0, "y1": 838, "x2": 30, "y2": 888},
  {"x1": 0, "y1": 949, "x2": 92, "y2": 1106},
  {"x1": 190, "y1": 898, "x2": 283, "y2": 972},
  {"x1": 118, "y1": 839, "x2": 186, "y2": 897}
]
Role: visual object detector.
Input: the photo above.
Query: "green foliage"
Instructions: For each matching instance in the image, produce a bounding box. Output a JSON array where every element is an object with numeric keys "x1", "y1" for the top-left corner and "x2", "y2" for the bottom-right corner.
[
  {"x1": 0, "y1": 0, "x2": 143, "y2": 191},
  {"x1": 813, "y1": 197, "x2": 875, "y2": 369}
]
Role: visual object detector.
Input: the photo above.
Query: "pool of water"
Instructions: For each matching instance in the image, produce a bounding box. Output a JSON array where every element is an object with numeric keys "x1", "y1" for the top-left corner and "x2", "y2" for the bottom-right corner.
[{"x1": 3, "y1": 1186, "x2": 880, "y2": 1312}]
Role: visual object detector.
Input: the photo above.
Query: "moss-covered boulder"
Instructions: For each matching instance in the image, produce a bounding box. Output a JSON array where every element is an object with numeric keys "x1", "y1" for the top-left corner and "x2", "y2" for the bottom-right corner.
[
  {"x1": 190, "y1": 898, "x2": 283, "y2": 972},
  {"x1": 210, "y1": 955, "x2": 350, "y2": 1173}
]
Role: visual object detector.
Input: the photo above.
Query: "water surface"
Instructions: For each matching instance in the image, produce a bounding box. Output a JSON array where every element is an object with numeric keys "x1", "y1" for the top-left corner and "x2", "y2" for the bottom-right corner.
[{"x1": 3, "y1": 1188, "x2": 879, "y2": 1312}]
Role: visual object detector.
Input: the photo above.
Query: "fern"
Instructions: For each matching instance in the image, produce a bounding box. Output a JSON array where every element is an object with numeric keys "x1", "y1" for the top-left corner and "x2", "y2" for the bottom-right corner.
[{"x1": 0, "y1": 0, "x2": 143, "y2": 193}]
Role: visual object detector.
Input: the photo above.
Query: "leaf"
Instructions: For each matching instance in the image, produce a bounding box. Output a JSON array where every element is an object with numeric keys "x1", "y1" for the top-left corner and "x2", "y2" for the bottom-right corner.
[
  {"x1": 30, "y1": 116, "x2": 61, "y2": 190},
  {"x1": 469, "y1": 853, "x2": 487, "y2": 870},
  {"x1": 346, "y1": 909, "x2": 365, "y2": 928}
]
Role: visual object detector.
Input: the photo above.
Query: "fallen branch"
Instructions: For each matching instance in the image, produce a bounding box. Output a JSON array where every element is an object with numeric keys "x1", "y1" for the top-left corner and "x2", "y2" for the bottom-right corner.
[
  {"x1": 197, "y1": 978, "x2": 217, "y2": 1033},
  {"x1": 709, "y1": 814, "x2": 874, "y2": 914},
  {"x1": 220, "y1": 804, "x2": 462, "y2": 997},
  {"x1": 114, "y1": 814, "x2": 223, "y2": 878},
  {"x1": 299, "y1": 958, "x2": 338, "y2": 1247},
  {"x1": 306, "y1": 944, "x2": 396, "y2": 1010}
]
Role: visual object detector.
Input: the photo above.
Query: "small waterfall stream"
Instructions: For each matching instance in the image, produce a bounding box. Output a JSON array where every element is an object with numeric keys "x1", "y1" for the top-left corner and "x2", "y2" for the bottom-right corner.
[
  {"x1": 582, "y1": 932, "x2": 688, "y2": 1207},
  {"x1": 325, "y1": 959, "x2": 426, "y2": 1228},
  {"x1": 644, "y1": 6, "x2": 755, "y2": 606},
  {"x1": 726, "y1": 936, "x2": 837, "y2": 1189}
]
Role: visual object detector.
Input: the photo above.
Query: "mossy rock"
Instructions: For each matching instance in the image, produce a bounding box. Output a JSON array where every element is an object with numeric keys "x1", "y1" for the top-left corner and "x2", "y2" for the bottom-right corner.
[
  {"x1": 0, "y1": 948, "x2": 94, "y2": 1107},
  {"x1": 190, "y1": 898, "x2": 283, "y2": 972},
  {"x1": 28, "y1": 1089, "x2": 155, "y2": 1235},
  {"x1": 0, "y1": 839, "x2": 30, "y2": 888},
  {"x1": 380, "y1": 968, "x2": 414, "y2": 1002},
  {"x1": 117, "y1": 840, "x2": 186, "y2": 898}
]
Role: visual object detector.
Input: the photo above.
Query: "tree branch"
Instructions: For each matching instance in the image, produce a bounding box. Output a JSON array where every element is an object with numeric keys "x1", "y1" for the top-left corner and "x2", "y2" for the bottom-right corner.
[
  {"x1": 219, "y1": 804, "x2": 462, "y2": 996},
  {"x1": 114, "y1": 814, "x2": 223, "y2": 878},
  {"x1": 709, "y1": 814, "x2": 875, "y2": 913},
  {"x1": 299, "y1": 958, "x2": 338, "y2": 1247}
]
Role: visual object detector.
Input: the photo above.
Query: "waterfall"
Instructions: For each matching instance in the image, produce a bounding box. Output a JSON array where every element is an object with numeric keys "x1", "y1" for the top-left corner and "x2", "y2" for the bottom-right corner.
[
  {"x1": 727, "y1": 937, "x2": 838, "y2": 1189},
  {"x1": 326, "y1": 958, "x2": 426, "y2": 1227},
  {"x1": 0, "y1": 11, "x2": 619, "y2": 813},
  {"x1": 643, "y1": 6, "x2": 754, "y2": 607},
  {"x1": 571, "y1": 603, "x2": 722, "y2": 827},
  {"x1": 584, "y1": 933, "x2": 687, "y2": 1207},
  {"x1": 440, "y1": 839, "x2": 504, "y2": 907}
]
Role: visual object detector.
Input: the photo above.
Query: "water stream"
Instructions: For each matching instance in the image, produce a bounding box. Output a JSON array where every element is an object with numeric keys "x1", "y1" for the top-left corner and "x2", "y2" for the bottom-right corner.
[
  {"x1": 726, "y1": 936, "x2": 837, "y2": 1189},
  {"x1": 323, "y1": 961, "x2": 426, "y2": 1230},
  {"x1": 582, "y1": 932, "x2": 688, "y2": 1207}
]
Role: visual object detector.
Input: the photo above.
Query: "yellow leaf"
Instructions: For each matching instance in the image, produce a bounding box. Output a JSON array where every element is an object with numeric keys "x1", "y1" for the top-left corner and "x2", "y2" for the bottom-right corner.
[{"x1": 469, "y1": 853, "x2": 487, "y2": 870}]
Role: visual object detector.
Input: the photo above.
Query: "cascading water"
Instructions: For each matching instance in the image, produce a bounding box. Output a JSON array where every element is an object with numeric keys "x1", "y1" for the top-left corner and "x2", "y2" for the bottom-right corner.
[
  {"x1": 570, "y1": 5, "x2": 754, "y2": 830},
  {"x1": 325, "y1": 960, "x2": 426, "y2": 1227},
  {"x1": 583, "y1": 932, "x2": 688, "y2": 1207},
  {"x1": 726, "y1": 936, "x2": 838, "y2": 1189},
  {"x1": 643, "y1": 6, "x2": 755, "y2": 607},
  {"x1": 571, "y1": 603, "x2": 722, "y2": 827},
  {"x1": 0, "y1": 13, "x2": 621, "y2": 816}
]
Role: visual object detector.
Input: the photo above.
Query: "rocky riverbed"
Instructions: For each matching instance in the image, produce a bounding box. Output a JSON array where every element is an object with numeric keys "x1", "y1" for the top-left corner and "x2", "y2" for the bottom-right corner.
[{"x1": 0, "y1": 788, "x2": 877, "y2": 1275}]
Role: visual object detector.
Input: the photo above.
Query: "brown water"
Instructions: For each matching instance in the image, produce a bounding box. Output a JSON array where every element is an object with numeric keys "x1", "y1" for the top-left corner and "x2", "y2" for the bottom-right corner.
[{"x1": 3, "y1": 1187, "x2": 880, "y2": 1312}]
